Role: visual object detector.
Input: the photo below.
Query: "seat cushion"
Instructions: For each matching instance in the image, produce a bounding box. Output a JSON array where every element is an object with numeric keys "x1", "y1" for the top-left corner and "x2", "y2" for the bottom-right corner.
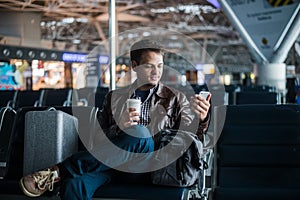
[
  {"x1": 214, "y1": 188, "x2": 300, "y2": 200},
  {"x1": 93, "y1": 171, "x2": 188, "y2": 200},
  {"x1": 0, "y1": 173, "x2": 188, "y2": 200}
]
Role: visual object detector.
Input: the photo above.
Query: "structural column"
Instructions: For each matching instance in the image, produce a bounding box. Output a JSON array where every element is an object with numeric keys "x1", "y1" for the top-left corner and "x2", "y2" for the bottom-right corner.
[
  {"x1": 219, "y1": 0, "x2": 300, "y2": 94},
  {"x1": 257, "y1": 63, "x2": 286, "y2": 91}
]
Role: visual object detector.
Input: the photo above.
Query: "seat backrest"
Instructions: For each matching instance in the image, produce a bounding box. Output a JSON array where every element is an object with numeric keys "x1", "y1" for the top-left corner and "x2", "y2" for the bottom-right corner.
[
  {"x1": 214, "y1": 104, "x2": 300, "y2": 189},
  {"x1": 13, "y1": 90, "x2": 41, "y2": 109},
  {"x1": 73, "y1": 87, "x2": 97, "y2": 106},
  {"x1": 88, "y1": 87, "x2": 109, "y2": 108},
  {"x1": 225, "y1": 84, "x2": 240, "y2": 105},
  {"x1": 78, "y1": 87, "x2": 97, "y2": 99},
  {"x1": 191, "y1": 84, "x2": 208, "y2": 95},
  {"x1": 235, "y1": 91, "x2": 278, "y2": 104},
  {"x1": 241, "y1": 85, "x2": 275, "y2": 92},
  {"x1": 39, "y1": 88, "x2": 73, "y2": 107},
  {"x1": 0, "y1": 90, "x2": 16, "y2": 107}
]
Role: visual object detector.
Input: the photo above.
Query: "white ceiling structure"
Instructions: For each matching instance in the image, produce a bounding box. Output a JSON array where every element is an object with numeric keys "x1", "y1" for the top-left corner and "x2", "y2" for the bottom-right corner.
[{"x1": 0, "y1": 0, "x2": 297, "y2": 71}]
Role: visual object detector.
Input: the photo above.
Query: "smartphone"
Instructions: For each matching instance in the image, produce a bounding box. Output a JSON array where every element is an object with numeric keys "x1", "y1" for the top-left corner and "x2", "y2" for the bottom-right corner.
[{"x1": 199, "y1": 91, "x2": 210, "y2": 100}]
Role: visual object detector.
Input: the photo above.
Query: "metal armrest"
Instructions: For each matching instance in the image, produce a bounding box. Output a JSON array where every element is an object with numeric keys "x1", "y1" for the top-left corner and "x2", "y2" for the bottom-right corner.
[
  {"x1": 6, "y1": 100, "x2": 15, "y2": 109},
  {"x1": 78, "y1": 98, "x2": 88, "y2": 106}
]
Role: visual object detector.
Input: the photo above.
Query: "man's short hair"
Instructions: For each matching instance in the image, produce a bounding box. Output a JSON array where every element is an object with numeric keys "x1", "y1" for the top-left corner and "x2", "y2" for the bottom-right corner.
[{"x1": 130, "y1": 39, "x2": 164, "y2": 65}]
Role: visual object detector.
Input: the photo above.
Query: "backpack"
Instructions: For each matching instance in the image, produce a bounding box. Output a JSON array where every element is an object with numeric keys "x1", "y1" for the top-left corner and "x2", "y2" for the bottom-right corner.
[{"x1": 151, "y1": 129, "x2": 207, "y2": 187}]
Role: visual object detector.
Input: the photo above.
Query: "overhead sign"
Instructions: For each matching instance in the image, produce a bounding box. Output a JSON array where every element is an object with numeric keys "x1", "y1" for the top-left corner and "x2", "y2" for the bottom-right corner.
[
  {"x1": 62, "y1": 53, "x2": 86, "y2": 62},
  {"x1": 225, "y1": 0, "x2": 299, "y2": 61}
]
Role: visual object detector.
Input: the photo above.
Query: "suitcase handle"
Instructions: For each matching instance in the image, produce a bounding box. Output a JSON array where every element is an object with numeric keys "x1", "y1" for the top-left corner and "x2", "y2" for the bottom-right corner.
[{"x1": 47, "y1": 107, "x2": 56, "y2": 111}]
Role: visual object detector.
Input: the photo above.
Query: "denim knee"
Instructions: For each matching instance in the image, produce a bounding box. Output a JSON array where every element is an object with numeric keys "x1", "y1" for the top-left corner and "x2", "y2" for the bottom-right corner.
[
  {"x1": 124, "y1": 124, "x2": 152, "y2": 138},
  {"x1": 115, "y1": 125, "x2": 154, "y2": 153}
]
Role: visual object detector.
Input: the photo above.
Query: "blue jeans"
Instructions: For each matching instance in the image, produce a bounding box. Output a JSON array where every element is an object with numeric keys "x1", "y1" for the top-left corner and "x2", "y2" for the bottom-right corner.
[{"x1": 59, "y1": 125, "x2": 154, "y2": 200}]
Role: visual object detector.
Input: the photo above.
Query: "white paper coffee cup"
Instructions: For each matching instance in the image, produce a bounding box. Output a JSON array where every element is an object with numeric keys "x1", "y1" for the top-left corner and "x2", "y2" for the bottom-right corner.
[{"x1": 126, "y1": 99, "x2": 141, "y2": 113}]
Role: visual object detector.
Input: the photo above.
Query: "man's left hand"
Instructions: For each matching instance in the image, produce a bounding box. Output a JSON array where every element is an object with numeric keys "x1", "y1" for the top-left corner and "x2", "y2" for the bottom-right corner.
[{"x1": 190, "y1": 93, "x2": 211, "y2": 121}]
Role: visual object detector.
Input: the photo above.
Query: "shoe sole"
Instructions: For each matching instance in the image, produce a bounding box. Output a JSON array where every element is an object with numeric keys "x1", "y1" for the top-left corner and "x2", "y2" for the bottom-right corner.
[{"x1": 19, "y1": 178, "x2": 44, "y2": 197}]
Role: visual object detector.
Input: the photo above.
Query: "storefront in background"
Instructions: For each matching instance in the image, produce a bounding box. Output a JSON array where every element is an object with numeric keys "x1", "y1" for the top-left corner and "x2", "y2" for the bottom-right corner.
[
  {"x1": 0, "y1": 45, "x2": 87, "y2": 90},
  {"x1": 0, "y1": 59, "x2": 30, "y2": 90}
]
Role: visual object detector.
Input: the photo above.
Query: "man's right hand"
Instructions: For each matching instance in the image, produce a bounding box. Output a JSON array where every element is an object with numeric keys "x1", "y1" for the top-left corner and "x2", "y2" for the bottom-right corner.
[{"x1": 119, "y1": 108, "x2": 140, "y2": 130}]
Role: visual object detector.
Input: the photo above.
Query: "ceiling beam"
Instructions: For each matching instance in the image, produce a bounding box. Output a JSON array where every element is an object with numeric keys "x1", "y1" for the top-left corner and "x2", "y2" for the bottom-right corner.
[
  {"x1": 93, "y1": 21, "x2": 107, "y2": 42},
  {"x1": 97, "y1": 13, "x2": 150, "y2": 22},
  {"x1": 2, "y1": 0, "x2": 106, "y2": 19},
  {"x1": 189, "y1": 33, "x2": 222, "y2": 39},
  {"x1": 116, "y1": 4, "x2": 143, "y2": 12}
]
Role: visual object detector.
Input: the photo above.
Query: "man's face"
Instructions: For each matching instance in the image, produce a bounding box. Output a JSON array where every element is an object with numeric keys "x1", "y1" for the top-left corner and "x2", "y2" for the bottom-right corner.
[{"x1": 132, "y1": 50, "x2": 163, "y2": 89}]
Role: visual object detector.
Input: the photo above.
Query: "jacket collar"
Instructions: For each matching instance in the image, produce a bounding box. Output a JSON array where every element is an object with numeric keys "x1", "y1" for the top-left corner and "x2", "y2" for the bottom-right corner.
[
  {"x1": 113, "y1": 81, "x2": 169, "y2": 99},
  {"x1": 155, "y1": 82, "x2": 169, "y2": 99}
]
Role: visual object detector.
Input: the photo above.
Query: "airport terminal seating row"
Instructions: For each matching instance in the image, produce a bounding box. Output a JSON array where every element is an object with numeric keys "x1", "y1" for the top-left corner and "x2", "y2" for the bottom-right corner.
[
  {"x1": 0, "y1": 85, "x2": 291, "y2": 200},
  {"x1": 0, "y1": 105, "x2": 209, "y2": 200},
  {"x1": 0, "y1": 87, "x2": 110, "y2": 110},
  {"x1": 210, "y1": 104, "x2": 300, "y2": 200},
  {"x1": 0, "y1": 84, "x2": 279, "y2": 111},
  {"x1": 3, "y1": 104, "x2": 300, "y2": 199},
  {"x1": 189, "y1": 84, "x2": 278, "y2": 105},
  {"x1": 0, "y1": 89, "x2": 74, "y2": 109}
]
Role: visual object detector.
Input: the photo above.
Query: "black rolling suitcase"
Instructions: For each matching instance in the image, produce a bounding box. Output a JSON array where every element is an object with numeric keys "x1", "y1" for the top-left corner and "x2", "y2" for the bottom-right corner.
[{"x1": 23, "y1": 109, "x2": 78, "y2": 175}]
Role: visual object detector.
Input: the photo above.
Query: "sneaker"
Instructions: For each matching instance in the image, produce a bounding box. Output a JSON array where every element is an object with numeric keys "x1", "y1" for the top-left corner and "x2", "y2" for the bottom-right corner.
[{"x1": 19, "y1": 167, "x2": 60, "y2": 197}]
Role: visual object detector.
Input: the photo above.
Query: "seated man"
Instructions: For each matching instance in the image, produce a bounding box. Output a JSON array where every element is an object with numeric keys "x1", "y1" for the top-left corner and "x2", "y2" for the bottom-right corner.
[{"x1": 20, "y1": 39, "x2": 211, "y2": 200}]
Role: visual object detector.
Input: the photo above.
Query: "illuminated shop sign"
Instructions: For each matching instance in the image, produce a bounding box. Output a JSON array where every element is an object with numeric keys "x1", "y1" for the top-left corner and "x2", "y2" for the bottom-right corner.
[
  {"x1": 99, "y1": 55, "x2": 109, "y2": 64},
  {"x1": 62, "y1": 53, "x2": 87, "y2": 62},
  {"x1": 62, "y1": 53, "x2": 110, "y2": 64}
]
